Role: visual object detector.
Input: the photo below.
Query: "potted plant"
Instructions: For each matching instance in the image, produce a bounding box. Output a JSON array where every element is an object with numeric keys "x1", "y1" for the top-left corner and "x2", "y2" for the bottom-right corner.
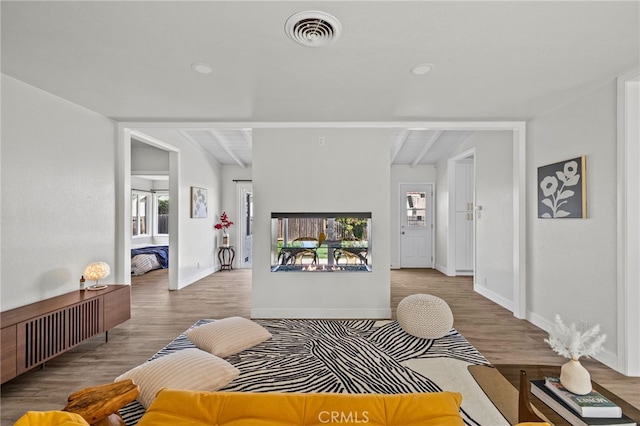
[
  {"x1": 214, "y1": 212, "x2": 234, "y2": 247},
  {"x1": 544, "y1": 315, "x2": 606, "y2": 394}
]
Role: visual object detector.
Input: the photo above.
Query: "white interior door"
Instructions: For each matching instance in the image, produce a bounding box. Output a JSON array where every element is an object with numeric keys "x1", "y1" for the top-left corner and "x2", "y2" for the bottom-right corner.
[
  {"x1": 400, "y1": 183, "x2": 433, "y2": 268},
  {"x1": 454, "y1": 160, "x2": 475, "y2": 274}
]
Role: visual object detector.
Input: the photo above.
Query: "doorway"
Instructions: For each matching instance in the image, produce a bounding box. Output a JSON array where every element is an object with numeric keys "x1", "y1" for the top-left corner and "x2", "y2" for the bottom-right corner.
[
  {"x1": 399, "y1": 183, "x2": 433, "y2": 268},
  {"x1": 236, "y1": 182, "x2": 253, "y2": 268},
  {"x1": 118, "y1": 128, "x2": 180, "y2": 290}
]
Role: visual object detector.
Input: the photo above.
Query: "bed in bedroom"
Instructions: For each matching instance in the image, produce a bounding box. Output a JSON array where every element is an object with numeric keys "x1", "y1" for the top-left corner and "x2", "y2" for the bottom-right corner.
[
  {"x1": 117, "y1": 318, "x2": 509, "y2": 426},
  {"x1": 130, "y1": 245, "x2": 169, "y2": 276}
]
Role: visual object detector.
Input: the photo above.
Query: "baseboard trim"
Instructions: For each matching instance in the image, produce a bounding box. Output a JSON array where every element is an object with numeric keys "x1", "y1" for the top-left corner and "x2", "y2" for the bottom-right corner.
[
  {"x1": 473, "y1": 284, "x2": 514, "y2": 312},
  {"x1": 177, "y1": 266, "x2": 216, "y2": 290},
  {"x1": 527, "y1": 311, "x2": 618, "y2": 372},
  {"x1": 435, "y1": 263, "x2": 451, "y2": 276}
]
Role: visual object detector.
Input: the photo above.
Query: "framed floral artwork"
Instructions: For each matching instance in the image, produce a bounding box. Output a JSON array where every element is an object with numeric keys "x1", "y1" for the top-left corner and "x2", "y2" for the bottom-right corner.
[
  {"x1": 191, "y1": 186, "x2": 208, "y2": 218},
  {"x1": 538, "y1": 156, "x2": 587, "y2": 218}
]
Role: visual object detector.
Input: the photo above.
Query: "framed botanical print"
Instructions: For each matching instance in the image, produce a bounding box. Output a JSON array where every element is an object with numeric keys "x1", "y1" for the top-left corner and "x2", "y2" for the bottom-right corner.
[
  {"x1": 538, "y1": 156, "x2": 587, "y2": 219},
  {"x1": 191, "y1": 186, "x2": 208, "y2": 218}
]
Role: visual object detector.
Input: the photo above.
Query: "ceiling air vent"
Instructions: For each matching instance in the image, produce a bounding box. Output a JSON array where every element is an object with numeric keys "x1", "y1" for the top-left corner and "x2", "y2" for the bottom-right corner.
[{"x1": 285, "y1": 11, "x2": 342, "y2": 47}]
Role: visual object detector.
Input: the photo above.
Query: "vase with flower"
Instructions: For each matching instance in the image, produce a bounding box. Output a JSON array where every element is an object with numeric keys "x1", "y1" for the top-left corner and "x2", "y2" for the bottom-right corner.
[
  {"x1": 544, "y1": 314, "x2": 606, "y2": 395},
  {"x1": 214, "y1": 212, "x2": 234, "y2": 247}
]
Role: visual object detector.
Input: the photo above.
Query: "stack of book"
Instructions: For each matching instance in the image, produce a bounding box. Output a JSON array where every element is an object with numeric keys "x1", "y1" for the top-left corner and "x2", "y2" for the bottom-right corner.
[{"x1": 530, "y1": 377, "x2": 636, "y2": 426}]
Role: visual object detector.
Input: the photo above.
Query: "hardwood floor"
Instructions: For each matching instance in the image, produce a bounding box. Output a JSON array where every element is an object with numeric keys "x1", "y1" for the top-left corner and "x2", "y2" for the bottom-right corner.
[{"x1": 1, "y1": 268, "x2": 638, "y2": 425}]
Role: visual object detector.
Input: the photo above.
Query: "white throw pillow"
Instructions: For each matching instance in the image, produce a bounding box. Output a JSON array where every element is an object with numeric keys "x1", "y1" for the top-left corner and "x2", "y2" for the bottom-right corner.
[
  {"x1": 115, "y1": 348, "x2": 239, "y2": 408},
  {"x1": 147, "y1": 254, "x2": 161, "y2": 269},
  {"x1": 131, "y1": 254, "x2": 158, "y2": 276},
  {"x1": 185, "y1": 316, "x2": 272, "y2": 358}
]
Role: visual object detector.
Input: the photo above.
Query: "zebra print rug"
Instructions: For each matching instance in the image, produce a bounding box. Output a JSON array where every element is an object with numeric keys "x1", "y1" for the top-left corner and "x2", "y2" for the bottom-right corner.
[{"x1": 120, "y1": 319, "x2": 507, "y2": 426}]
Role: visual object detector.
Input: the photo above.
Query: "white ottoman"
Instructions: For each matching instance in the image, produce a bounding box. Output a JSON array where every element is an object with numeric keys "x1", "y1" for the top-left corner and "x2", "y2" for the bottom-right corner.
[{"x1": 397, "y1": 294, "x2": 454, "y2": 339}]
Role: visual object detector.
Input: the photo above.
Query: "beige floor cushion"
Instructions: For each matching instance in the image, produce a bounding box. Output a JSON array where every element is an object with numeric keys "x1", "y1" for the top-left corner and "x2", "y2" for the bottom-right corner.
[{"x1": 397, "y1": 293, "x2": 454, "y2": 339}]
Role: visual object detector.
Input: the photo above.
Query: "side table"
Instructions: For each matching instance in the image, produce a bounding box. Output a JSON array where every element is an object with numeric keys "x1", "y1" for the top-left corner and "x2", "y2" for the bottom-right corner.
[
  {"x1": 468, "y1": 364, "x2": 640, "y2": 425},
  {"x1": 218, "y1": 246, "x2": 235, "y2": 271}
]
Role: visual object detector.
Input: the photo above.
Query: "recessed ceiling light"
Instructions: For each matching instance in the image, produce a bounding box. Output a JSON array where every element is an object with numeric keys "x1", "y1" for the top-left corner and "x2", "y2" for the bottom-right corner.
[
  {"x1": 411, "y1": 63, "x2": 434, "y2": 75},
  {"x1": 191, "y1": 63, "x2": 213, "y2": 74}
]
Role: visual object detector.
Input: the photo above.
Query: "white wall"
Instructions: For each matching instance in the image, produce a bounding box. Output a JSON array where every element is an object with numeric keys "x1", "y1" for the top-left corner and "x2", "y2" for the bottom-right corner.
[
  {"x1": 1, "y1": 75, "x2": 116, "y2": 310},
  {"x1": 527, "y1": 80, "x2": 619, "y2": 367},
  {"x1": 131, "y1": 176, "x2": 154, "y2": 192},
  {"x1": 390, "y1": 165, "x2": 437, "y2": 269},
  {"x1": 252, "y1": 128, "x2": 391, "y2": 319},
  {"x1": 131, "y1": 144, "x2": 169, "y2": 175}
]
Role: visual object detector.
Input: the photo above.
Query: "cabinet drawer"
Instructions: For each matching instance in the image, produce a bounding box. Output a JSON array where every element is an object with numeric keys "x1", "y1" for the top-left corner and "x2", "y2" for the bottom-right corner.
[{"x1": 104, "y1": 286, "x2": 131, "y2": 330}]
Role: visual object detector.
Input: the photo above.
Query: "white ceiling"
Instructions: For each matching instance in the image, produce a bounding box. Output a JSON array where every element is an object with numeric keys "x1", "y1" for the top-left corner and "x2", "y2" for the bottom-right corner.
[{"x1": 3, "y1": 1, "x2": 638, "y2": 166}]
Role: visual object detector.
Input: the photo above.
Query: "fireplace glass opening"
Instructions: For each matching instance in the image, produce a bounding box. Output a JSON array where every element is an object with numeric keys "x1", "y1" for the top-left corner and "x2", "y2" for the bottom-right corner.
[{"x1": 271, "y1": 212, "x2": 372, "y2": 272}]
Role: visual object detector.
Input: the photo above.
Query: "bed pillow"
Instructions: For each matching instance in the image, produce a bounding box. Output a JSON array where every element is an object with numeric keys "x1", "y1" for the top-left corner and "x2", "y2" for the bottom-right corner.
[
  {"x1": 131, "y1": 254, "x2": 160, "y2": 276},
  {"x1": 185, "y1": 316, "x2": 272, "y2": 358},
  {"x1": 114, "y1": 348, "x2": 239, "y2": 408}
]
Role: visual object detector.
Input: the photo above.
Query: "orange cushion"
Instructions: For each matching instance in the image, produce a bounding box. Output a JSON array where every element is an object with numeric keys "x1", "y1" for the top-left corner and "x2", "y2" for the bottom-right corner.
[
  {"x1": 137, "y1": 390, "x2": 465, "y2": 426},
  {"x1": 14, "y1": 411, "x2": 89, "y2": 426}
]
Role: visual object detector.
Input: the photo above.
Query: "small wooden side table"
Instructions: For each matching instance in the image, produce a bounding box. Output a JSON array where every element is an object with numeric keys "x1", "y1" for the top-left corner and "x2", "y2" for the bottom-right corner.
[
  {"x1": 63, "y1": 379, "x2": 139, "y2": 425},
  {"x1": 468, "y1": 364, "x2": 640, "y2": 425},
  {"x1": 218, "y1": 246, "x2": 235, "y2": 271}
]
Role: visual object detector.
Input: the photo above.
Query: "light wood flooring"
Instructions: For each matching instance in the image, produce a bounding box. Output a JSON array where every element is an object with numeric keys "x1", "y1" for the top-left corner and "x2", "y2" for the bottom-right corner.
[{"x1": 1, "y1": 268, "x2": 638, "y2": 425}]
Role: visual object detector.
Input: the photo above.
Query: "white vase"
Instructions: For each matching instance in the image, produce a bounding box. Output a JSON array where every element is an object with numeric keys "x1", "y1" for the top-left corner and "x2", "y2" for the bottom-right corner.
[
  {"x1": 560, "y1": 358, "x2": 592, "y2": 395},
  {"x1": 222, "y1": 232, "x2": 229, "y2": 247}
]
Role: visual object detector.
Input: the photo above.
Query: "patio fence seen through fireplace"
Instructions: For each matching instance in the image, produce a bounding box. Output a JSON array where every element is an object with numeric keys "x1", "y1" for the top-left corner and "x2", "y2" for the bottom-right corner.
[{"x1": 271, "y1": 212, "x2": 372, "y2": 272}]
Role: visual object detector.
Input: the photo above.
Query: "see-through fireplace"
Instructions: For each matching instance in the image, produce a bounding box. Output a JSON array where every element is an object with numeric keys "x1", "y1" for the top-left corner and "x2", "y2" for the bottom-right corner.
[{"x1": 271, "y1": 212, "x2": 372, "y2": 272}]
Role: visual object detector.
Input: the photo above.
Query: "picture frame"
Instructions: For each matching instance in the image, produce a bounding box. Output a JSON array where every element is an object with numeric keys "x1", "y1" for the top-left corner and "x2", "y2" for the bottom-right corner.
[
  {"x1": 537, "y1": 156, "x2": 587, "y2": 219},
  {"x1": 191, "y1": 186, "x2": 208, "y2": 218}
]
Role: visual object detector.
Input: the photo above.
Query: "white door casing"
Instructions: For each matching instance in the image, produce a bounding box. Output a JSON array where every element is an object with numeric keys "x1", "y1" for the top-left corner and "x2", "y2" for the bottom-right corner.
[
  {"x1": 118, "y1": 128, "x2": 181, "y2": 290},
  {"x1": 617, "y1": 69, "x2": 640, "y2": 376}
]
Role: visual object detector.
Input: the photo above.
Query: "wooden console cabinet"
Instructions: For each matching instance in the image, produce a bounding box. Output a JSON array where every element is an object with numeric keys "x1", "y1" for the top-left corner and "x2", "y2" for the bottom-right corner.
[{"x1": 1, "y1": 285, "x2": 130, "y2": 384}]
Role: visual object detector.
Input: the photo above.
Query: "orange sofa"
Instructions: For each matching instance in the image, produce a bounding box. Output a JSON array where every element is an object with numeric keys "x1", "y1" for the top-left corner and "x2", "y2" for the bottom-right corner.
[
  {"x1": 15, "y1": 389, "x2": 551, "y2": 426},
  {"x1": 137, "y1": 390, "x2": 465, "y2": 426}
]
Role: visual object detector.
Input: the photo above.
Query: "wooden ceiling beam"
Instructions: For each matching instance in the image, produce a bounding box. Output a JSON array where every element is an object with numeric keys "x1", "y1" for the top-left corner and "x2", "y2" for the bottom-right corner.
[{"x1": 411, "y1": 130, "x2": 442, "y2": 167}]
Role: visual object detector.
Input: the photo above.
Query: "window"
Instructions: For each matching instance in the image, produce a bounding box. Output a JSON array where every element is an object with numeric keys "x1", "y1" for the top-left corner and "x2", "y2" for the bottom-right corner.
[
  {"x1": 156, "y1": 193, "x2": 169, "y2": 235},
  {"x1": 132, "y1": 192, "x2": 149, "y2": 236},
  {"x1": 406, "y1": 191, "x2": 427, "y2": 227},
  {"x1": 132, "y1": 190, "x2": 169, "y2": 237}
]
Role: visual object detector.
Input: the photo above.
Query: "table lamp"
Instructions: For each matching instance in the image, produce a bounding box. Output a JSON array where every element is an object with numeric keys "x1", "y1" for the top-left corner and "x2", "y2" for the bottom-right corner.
[{"x1": 83, "y1": 261, "x2": 111, "y2": 289}]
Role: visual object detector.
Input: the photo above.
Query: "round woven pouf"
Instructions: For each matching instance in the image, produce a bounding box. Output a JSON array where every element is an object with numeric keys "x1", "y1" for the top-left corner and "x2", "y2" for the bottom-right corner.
[{"x1": 397, "y1": 294, "x2": 454, "y2": 339}]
